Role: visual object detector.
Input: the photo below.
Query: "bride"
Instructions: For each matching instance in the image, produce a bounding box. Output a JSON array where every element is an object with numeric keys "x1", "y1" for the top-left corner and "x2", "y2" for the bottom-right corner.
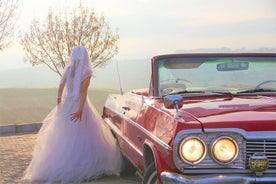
[{"x1": 23, "y1": 46, "x2": 122, "y2": 183}]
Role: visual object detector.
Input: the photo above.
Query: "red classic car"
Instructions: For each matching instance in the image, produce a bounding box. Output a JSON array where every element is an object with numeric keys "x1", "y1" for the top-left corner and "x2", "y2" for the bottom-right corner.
[{"x1": 102, "y1": 53, "x2": 276, "y2": 184}]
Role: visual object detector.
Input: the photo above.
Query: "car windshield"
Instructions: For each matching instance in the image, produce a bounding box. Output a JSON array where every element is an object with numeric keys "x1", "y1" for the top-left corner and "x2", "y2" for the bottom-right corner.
[{"x1": 158, "y1": 56, "x2": 276, "y2": 96}]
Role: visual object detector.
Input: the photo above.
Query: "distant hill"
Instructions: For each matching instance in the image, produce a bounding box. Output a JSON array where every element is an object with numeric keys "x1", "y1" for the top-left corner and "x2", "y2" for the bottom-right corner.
[
  {"x1": 0, "y1": 66, "x2": 59, "y2": 88},
  {"x1": 0, "y1": 59, "x2": 151, "y2": 91},
  {"x1": 176, "y1": 47, "x2": 276, "y2": 53},
  {"x1": 92, "y1": 59, "x2": 151, "y2": 91},
  {"x1": 1, "y1": 47, "x2": 275, "y2": 90}
]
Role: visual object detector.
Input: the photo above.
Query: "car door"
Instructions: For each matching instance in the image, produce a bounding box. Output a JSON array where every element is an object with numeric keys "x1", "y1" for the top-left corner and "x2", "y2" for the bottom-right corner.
[{"x1": 121, "y1": 93, "x2": 145, "y2": 169}]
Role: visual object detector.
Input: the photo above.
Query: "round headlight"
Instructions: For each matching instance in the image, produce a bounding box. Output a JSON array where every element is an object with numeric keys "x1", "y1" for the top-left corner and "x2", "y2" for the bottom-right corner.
[
  {"x1": 212, "y1": 136, "x2": 238, "y2": 164},
  {"x1": 179, "y1": 137, "x2": 206, "y2": 164}
]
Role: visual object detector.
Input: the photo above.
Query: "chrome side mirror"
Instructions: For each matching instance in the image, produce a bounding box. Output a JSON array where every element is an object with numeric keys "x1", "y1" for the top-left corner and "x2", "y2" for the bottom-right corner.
[{"x1": 164, "y1": 95, "x2": 183, "y2": 117}]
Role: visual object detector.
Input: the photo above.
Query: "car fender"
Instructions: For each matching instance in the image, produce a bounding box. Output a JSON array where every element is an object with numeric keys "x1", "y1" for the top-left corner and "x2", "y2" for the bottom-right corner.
[{"x1": 143, "y1": 140, "x2": 170, "y2": 183}]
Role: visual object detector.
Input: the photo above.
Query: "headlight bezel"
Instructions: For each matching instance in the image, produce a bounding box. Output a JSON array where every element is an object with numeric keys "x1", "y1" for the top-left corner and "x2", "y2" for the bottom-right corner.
[
  {"x1": 178, "y1": 136, "x2": 207, "y2": 165},
  {"x1": 211, "y1": 136, "x2": 239, "y2": 165},
  {"x1": 173, "y1": 130, "x2": 244, "y2": 171}
]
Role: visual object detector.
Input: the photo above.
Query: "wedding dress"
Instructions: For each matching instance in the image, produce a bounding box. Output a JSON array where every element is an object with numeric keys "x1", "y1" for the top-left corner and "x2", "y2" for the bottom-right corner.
[{"x1": 23, "y1": 46, "x2": 121, "y2": 183}]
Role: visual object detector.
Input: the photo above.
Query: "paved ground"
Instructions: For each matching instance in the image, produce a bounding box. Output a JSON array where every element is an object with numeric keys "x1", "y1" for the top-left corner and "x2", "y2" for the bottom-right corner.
[{"x1": 0, "y1": 133, "x2": 142, "y2": 184}]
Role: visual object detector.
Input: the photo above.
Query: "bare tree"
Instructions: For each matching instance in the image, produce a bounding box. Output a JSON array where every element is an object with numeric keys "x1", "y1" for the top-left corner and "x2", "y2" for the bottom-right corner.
[
  {"x1": 21, "y1": 3, "x2": 119, "y2": 76},
  {"x1": 0, "y1": 0, "x2": 18, "y2": 50}
]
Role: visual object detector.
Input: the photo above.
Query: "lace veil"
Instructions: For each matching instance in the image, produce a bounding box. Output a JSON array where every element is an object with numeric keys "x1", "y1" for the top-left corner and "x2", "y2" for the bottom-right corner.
[{"x1": 59, "y1": 46, "x2": 93, "y2": 99}]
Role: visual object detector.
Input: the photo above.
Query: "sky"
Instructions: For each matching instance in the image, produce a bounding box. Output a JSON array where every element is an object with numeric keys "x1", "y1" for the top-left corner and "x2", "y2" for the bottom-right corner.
[{"x1": 0, "y1": 0, "x2": 276, "y2": 71}]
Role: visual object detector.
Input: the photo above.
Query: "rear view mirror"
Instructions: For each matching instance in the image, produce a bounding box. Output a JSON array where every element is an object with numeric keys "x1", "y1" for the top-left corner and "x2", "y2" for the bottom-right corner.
[{"x1": 217, "y1": 61, "x2": 249, "y2": 71}]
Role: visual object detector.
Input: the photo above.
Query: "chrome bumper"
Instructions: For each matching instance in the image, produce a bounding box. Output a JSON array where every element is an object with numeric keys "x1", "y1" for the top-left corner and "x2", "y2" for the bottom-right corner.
[{"x1": 161, "y1": 171, "x2": 276, "y2": 184}]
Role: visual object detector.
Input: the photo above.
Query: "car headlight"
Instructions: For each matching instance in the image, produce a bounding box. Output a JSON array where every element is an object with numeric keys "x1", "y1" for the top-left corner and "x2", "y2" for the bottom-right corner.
[
  {"x1": 179, "y1": 137, "x2": 206, "y2": 165},
  {"x1": 212, "y1": 136, "x2": 239, "y2": 164}
]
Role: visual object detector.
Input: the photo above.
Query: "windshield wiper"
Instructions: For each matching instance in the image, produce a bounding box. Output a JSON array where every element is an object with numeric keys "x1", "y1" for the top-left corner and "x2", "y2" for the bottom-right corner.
[
  {"x1": 237, "y1": 88, "x2": 276, "y2": 93},
  {"x1": 168, "y1": 90, "x2": 205, "y2": 95},
  {"x1": 207, "y1": 90, "x2": 232, "y2": 95},
  {"x1": 169, "y1": 90, "x2": 233, "y2": 96},
  {"x1": 206, "y1": 90, "x2": 234, "y2": 98}
]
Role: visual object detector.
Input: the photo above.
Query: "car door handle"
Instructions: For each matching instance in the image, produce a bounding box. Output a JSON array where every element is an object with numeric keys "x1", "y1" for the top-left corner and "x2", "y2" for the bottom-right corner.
[{"x1": 122, "y1": 105, "x2": 130, "y2": 111}]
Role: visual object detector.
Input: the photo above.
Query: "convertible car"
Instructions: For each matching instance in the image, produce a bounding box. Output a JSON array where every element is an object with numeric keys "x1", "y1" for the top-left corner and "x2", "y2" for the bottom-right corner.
[{"x1": 102, "y1": 53, "x2": 276, "y2": 184}]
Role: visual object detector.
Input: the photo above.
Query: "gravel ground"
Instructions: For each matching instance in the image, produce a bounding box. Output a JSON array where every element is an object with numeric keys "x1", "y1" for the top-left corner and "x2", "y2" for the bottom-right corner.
[{"x1": 0, "y1": 133, "x2": 141, "y2": 184}]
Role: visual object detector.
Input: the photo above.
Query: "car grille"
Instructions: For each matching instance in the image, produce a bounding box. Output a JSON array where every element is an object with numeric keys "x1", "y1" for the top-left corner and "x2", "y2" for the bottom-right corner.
[{"x1": 246, "y1": 140, "x2": 276, "y2": 169}]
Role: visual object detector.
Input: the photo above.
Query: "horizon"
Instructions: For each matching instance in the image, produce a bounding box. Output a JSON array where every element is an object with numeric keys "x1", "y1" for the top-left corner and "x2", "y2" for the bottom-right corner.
[
  {"x1": 0, "y1": 0, "x2": 275, "y2": 72},
  {"x1": 1, "y1": 46, "x2": 276, "y2": 90}
]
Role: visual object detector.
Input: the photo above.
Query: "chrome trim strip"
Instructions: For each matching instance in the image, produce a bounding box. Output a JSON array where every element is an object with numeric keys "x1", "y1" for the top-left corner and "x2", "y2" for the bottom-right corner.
[
  {"x1": 203, "y1": 128, "x2": 276, "y2": 140},
  {"x1": 104, "y1": 95, "x2": 172, "y2": 151},
  {"x1": 176, "y1": 128, "x2": 276, "y2": 140},
  {"x1": 104, "y1": 118, "x2": 143, "y2": 157},
  {"x1": 122, "y1": 115, "x2": 173, "y2": 151},
  {"x1": 104, "y1": 117, "x2": 122, "y2": 137},
  {"x1": 161, "y1": 171, "x2": 276, "y2": 184}
]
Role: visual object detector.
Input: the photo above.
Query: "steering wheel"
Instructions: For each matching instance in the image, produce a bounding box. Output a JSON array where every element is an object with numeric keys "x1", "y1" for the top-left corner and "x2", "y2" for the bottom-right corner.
[
  {"x1": 159, "y1": 78, "x2": 192, "y2": 95},
  {"x1": 254, "y1": 80, "x2": 276, "y2": 90},
  {"x1": 160, "y1": 78, "x2": 192, "y2": 85}
]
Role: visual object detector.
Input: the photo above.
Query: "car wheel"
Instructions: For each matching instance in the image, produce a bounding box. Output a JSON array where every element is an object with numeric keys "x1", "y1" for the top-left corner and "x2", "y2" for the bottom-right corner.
[
  {"x1": 143, "y1": 162, "x2": 158, "y2": 184},
  {"x1": 120, "y1": 154, "x2": 137, "y2": 176}
]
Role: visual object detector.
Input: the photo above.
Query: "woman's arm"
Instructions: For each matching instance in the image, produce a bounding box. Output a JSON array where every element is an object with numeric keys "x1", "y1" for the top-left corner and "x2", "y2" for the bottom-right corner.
[
  {"x1": 57, "y1": 80, "x2": 66, "y2": 105},
  {"x1": 70, "y1": 76, "x2": 91, "y2": 122},
  {"x1": 57, "y1": 67, "x2": 69, "y2": 104}
]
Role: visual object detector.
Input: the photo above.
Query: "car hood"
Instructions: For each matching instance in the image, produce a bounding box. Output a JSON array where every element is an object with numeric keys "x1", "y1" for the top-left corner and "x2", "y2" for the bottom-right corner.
[{"x1": 180, "y1": 95, "x2": 276, "y2": 131}]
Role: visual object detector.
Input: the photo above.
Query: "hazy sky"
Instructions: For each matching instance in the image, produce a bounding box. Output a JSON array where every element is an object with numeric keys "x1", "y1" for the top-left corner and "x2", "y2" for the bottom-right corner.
[{"x1": 0, "y1": 0, "x2": 275, "y2": 70}]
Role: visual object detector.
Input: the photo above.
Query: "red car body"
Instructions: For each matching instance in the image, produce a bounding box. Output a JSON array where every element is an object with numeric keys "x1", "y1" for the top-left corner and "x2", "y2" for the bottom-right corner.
[{"x1": 102, "y1": 53, "x2": 276, "y2": 184}]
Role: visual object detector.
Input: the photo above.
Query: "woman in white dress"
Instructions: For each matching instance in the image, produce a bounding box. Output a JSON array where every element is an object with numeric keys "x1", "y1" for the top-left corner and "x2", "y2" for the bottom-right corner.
[{"x1": 23, "y1": 46, "x2": 121, "y2": 183}]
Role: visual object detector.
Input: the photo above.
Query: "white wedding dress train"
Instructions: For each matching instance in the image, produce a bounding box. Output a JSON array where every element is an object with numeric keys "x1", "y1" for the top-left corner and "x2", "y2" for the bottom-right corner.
[{"x1": 23, "y1": 97, "x2": 122, "y2": 183}]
